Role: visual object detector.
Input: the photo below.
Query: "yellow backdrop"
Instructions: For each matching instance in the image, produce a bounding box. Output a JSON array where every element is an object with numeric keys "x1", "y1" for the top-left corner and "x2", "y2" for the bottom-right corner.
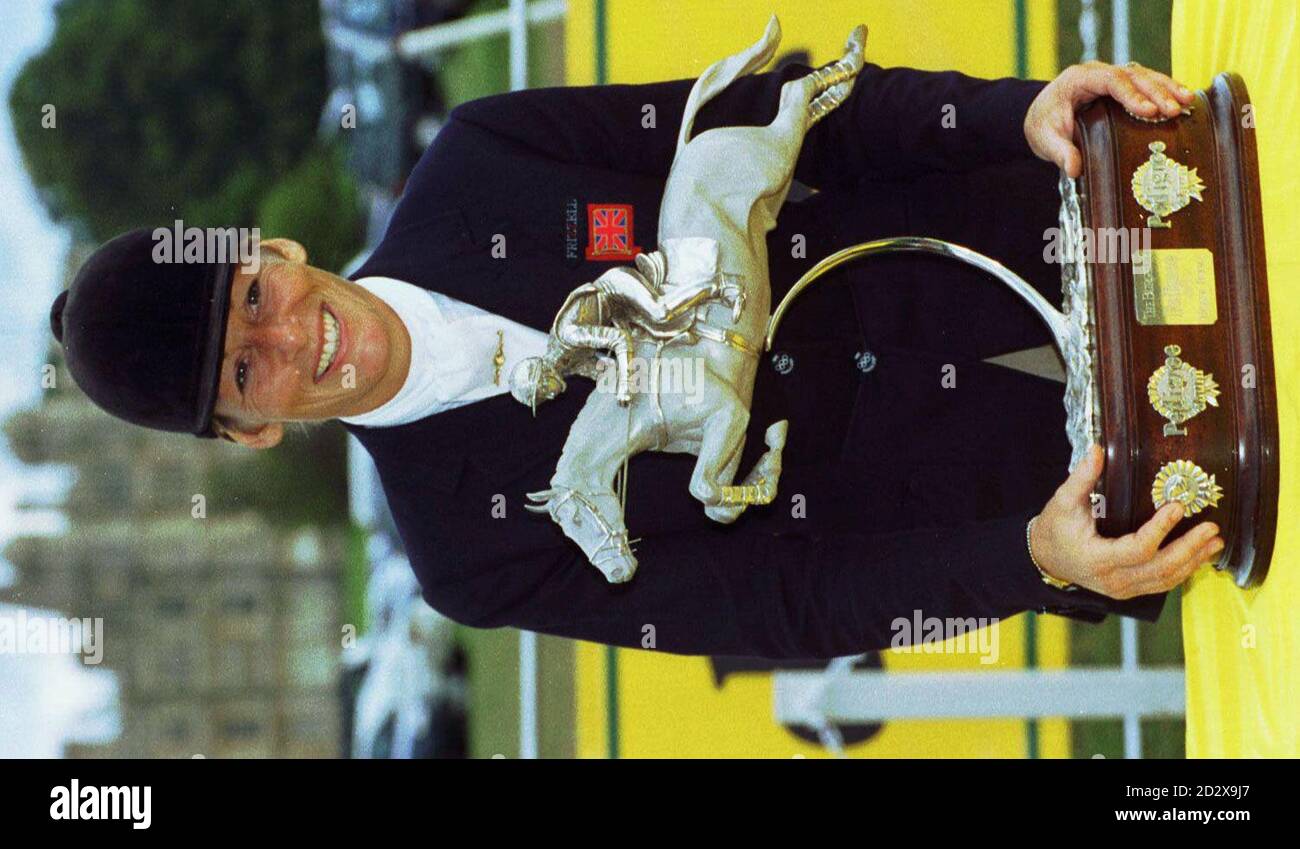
[{"x1": 1172, "y1": 0, "x2": 1299, "y2": 758}]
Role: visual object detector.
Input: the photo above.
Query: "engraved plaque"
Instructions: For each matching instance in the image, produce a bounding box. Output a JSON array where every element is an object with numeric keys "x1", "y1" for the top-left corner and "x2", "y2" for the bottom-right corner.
[{"x1": 1132, "y1": 247, "x2": 1217, "y2": 325}]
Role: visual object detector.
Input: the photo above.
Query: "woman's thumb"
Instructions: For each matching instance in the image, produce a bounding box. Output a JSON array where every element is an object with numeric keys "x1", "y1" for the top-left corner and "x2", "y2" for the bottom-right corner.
[{"x1": 1060, "y1": 444, "x2": 1104, "y2": 503}]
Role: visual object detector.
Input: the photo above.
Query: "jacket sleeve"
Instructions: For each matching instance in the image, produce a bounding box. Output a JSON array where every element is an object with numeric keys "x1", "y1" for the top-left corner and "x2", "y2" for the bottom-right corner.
[
  {"x1": 446, "y1": 62, "x2": 1047, "y2": 188},
  {"x1": 423, "y1": 506, "x2": 1114, "y2": 660}
]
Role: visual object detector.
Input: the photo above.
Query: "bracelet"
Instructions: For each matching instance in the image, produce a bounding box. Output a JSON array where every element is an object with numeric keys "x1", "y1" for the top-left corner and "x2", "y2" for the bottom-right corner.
[{"x1": 1026, "y1": 515, "x2": 1076, "y2": 591}]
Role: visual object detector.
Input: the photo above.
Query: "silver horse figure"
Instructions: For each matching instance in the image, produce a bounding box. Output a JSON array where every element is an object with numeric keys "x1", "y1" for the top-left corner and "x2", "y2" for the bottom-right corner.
[{"x1": 511, "y1": 16, "x2": 867, "y2": 583}]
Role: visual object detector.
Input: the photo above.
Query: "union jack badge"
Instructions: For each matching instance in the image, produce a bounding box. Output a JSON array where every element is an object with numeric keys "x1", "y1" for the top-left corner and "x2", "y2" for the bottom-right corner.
[{"x1": 585, "y1": 203, "x2": 642, "y2": 261}]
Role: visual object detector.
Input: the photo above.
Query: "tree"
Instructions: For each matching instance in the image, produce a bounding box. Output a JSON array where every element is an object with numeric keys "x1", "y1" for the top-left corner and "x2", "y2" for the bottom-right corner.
[
  {"x1": 258, "y1": 144, "x2": 365, "y2": 274},
  {"x1": 9, "y1": 0, "x2": 328, "y2": 240}
]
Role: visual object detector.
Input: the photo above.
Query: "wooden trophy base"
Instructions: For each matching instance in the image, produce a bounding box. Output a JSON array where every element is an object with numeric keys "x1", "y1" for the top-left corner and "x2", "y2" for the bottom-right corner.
[{"x1": 1073, "y1": 72, "x2": 1279, "y2": 587}]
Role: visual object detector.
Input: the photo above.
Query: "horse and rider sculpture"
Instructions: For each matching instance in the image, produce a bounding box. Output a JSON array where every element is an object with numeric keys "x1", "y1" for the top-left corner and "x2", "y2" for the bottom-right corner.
[{"x1": 509, "y1": 17, "x2": 869, "y2": 584}]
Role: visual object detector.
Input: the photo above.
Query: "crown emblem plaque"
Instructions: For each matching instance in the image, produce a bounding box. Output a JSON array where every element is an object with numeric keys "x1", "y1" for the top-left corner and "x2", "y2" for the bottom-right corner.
[
  {"x1": 1147, "y1": 344, "x2": 1220, "y2": 436},
  {"x1": 1152, "y1": 459, "x2": 1225, "y2": 517},
  {"x1": 1131, "y1": 141, "x2": 1206, "y2": 228}
]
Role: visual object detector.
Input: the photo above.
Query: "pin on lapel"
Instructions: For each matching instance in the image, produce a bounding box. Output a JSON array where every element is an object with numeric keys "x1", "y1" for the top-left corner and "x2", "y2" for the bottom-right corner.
[{"x1": 492, "y1": 330, "x2": 505, "y2": 385}]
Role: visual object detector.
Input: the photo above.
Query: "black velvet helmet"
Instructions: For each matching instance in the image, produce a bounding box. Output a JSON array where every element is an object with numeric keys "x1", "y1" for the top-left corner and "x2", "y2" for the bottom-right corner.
[{"x1": 49, "y1": 228, "x2": 237, "y2": 437}]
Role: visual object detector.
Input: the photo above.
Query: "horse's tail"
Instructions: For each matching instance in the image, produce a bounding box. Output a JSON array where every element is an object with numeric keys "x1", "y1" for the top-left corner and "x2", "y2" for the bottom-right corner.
[{"x1": 675, "y1": 14, "x2": 783, "y2": 154}]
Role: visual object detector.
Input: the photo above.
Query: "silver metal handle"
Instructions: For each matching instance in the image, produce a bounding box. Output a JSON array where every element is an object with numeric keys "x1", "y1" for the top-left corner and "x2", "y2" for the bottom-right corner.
[
  {"x1": 765, "y1": 236, "x2": 1071, "y2": 353},
  {"x1": 765, "y1": 203, "x2": 1101, "y2": 476}
]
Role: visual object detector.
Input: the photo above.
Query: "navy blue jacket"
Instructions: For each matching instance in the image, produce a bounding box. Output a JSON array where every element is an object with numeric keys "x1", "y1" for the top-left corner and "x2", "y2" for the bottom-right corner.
[{"x1": 346, "y1": 61, "x2": 1164, "y2": 659}]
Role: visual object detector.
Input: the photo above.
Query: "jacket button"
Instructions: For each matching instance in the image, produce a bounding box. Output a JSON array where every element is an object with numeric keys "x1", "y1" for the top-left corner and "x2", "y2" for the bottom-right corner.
[
  {"x1": 771, "y1": 352, "x2": 795, "y2": 375},
  {"x1": 854, "y1": 350, "x2": 877, "y2": 373}
]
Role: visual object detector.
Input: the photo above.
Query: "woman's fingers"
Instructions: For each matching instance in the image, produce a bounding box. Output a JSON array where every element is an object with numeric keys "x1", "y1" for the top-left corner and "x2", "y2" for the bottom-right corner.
[
  {"x1": 1075, "y1": 63, "x2": 1158, "y2": 116},
  {"x1": 1038, "y1": 126, "x2": 1082, "y2": 177},
  {"x1": 1093, "y1": 515, "x2": 1221, "y2": 598},
  {"x1": 1069, "y1": 62, "x2": 1195, "y2": 121},
  {"x1": 1128, "y1": 62, "x2": 1196, "y2": 105},
  {"x1": 1105, "y1": 502, "x2": 1188, "y2": 566},
  {"x1": 1124, "y1": 531, "x2": 1224, "y2": 596},
  {"x1": 1028, "y1": 62, "x2": 1197, "y2": 177},
  {"x1": 1124, "y1": 64, "x2": 1186, "y2": 116}
]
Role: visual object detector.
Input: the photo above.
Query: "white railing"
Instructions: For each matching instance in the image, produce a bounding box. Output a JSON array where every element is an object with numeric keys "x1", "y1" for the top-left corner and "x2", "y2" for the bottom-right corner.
[
  {"x1": 774, "y1": 665, "x2": 1185, "y2": 753},
  {"x1": 396, "y1": 0, "x2": 566, "y2": 65}
]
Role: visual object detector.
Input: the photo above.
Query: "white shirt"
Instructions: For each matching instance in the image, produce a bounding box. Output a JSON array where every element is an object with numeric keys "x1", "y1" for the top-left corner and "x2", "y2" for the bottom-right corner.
[{"x1": 339, "y1": 276, "x2": 548, "y2": 428}]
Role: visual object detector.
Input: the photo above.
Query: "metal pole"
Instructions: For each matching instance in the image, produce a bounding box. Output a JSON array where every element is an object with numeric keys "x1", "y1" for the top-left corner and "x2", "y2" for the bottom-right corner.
[
  {"x1": 1079, "y1": 0, "x2": 1100, "y2": 62},
  {"x1": 519, "y1": 631, "x2": 538, "y2": 759},
  {"x1": 774, "y1": 668, "x2": 1186, "y2": 723},
  {"x1": 508, "y1": 0, "x2": 538, "y2": 761},
  {"x1": 1112, "y1": 0, "x2": 1131, "y2": 65},
  {"x1": 397, "y1": 0, "x2": 566, "y2": 62},
  {"x1": 1121, "y1": 617, "x2": 1142, "y2": 758},
  {"x1": 509, "y1": 0, "x2": 529, "y2": 92}
]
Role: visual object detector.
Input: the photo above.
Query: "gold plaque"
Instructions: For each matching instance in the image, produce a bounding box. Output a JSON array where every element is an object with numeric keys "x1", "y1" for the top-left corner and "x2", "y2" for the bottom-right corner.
[
  {"x1": 1151, "y1": 459, "x2": 1224, "y2": 517},
  {"x1": 1132, "y1": 248, "x2": 1217, "y2": 325},
  {"x1": 1131, "y1": 141, "x2": 1206, "y2": 228},
  {"x1": 1147, "y1": 344, "x2": 1220, "y2": 436}
]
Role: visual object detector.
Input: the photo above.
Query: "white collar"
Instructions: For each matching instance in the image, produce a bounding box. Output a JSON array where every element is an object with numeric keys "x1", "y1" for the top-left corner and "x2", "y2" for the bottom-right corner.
[
  {"x1": 339, "y1": 276, "x2": 441, "y2": 428},
  {"x1": 339, "y1": 276, "x2": 547, "y2": 427}
]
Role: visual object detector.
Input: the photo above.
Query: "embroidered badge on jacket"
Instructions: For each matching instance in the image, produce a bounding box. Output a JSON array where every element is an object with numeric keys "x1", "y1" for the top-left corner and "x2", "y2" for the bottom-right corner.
[{"x1": 585, "y1": 203, "x2": 643, "y2": 261}]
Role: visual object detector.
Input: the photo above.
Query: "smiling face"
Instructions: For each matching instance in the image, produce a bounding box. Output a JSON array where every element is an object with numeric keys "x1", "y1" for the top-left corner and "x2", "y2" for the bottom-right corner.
[{"x1": 212, "y1": 239, "x2": 410, "y2": 448}]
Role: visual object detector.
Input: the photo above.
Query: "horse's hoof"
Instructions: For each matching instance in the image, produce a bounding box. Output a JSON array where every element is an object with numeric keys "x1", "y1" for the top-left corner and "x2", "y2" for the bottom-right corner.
[
  {"x1": 705, "y1": 504, "x2": 744, "y2": 524},
  {"x1": 765, "y1": 419, "x2": 789, "y2": 449},
  {"x1": 845, "y1": 25, "x2": 867, "y2": 64}
]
